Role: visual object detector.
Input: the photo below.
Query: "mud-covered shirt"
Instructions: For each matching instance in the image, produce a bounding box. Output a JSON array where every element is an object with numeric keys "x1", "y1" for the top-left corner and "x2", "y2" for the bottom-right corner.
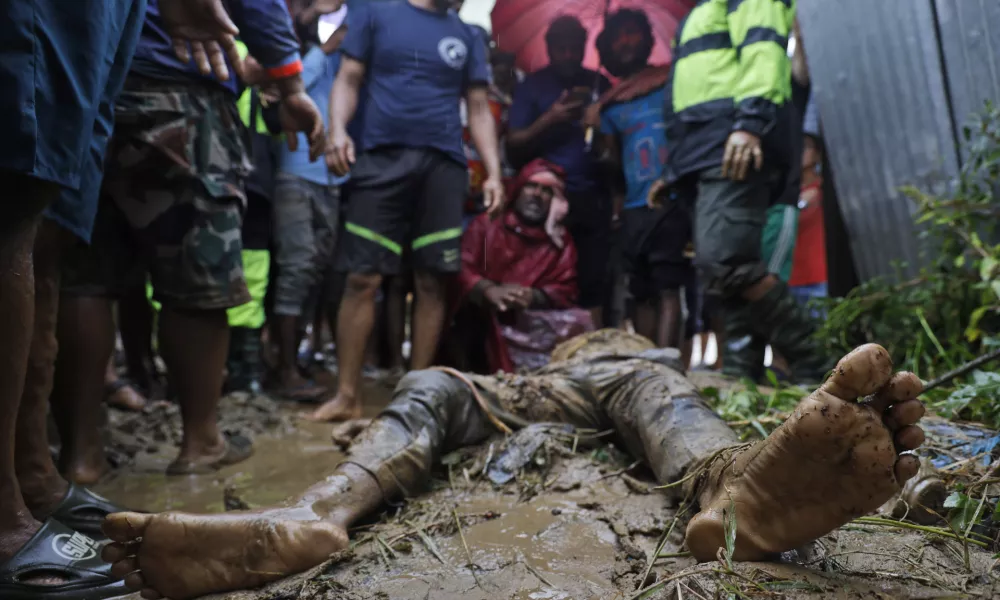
[{"x1": 340, "y1": 1, "x2": 490, "y2": 166}]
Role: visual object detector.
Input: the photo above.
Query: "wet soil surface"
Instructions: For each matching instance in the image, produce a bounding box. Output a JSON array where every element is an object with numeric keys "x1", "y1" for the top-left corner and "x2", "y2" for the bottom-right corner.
[{"x1": 96, "y1": 375, "x2": 1000, "y2": 599}]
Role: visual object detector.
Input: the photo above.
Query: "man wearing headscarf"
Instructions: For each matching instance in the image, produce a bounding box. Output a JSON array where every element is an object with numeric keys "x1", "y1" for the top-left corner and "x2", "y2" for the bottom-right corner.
[{"x1": 454, "y1": 159, "x2": 586, "y2": 372}]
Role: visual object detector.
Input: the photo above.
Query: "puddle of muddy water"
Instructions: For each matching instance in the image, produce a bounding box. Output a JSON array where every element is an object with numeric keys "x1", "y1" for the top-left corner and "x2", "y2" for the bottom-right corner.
[{"x1": 94, "y1": 381, "x2": 392, "y2": 513}]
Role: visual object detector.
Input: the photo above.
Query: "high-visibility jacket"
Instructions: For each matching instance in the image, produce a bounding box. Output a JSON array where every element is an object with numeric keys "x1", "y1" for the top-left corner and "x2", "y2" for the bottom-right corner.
[
  {"x1": 235, "y1": 41, "x2": 271, "y2": 135},
  {"x1": 663, "y1": 0, "x2": 796, "y2": 182}
]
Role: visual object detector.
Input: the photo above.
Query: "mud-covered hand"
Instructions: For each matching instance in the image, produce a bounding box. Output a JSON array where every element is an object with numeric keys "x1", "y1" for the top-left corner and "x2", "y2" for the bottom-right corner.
[
  {"x1": 326, "y1": 128, "x2": 355, "y2": 176},
  {"x1": 160, "y1": 0, "x2": 242, "y2": 81},
  {"x1": 482, "y1": 176, "x2": 506, "y2": 219},
  {"x1": 721, "y1": 130, "x2": 763, "y2": 181},
  {"x1": 279, "y1": 92, "x2": 326, "y2": 161},
  {"x1": 646, "y1": 178, "x2": 669, "y2": 209}
]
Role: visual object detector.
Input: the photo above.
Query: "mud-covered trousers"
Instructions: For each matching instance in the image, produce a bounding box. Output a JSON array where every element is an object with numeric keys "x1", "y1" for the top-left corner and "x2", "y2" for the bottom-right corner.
[{"x1": 342, "y1": 348, "x2": 739, "y2": 502}]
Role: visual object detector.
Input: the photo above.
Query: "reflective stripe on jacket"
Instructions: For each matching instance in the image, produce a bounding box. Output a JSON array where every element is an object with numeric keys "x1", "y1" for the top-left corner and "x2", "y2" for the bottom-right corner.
[
  {"x1": 235, "y1": 41, "x2": 271, "y2": 135},
  {"x1": 664, "y1": 0, "x2": 796, "y2": 182}
]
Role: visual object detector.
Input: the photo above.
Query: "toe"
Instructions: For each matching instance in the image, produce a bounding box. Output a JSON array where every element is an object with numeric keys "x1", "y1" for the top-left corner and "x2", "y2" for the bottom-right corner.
[
  {"x1": 894, "y1": 425, "x2": 925, "y2": 451},
  {"x1": 822, "y1": 344, "x2": 893, "y2": 400},
  {"x1": 103, "y1": 511, "x2": 151, "y2": 543},
  {"x1": 110, "y1": 557, "x2": 139, "y2": 579},
  {"x1": 102, "y1": 542, "x2": 133, "y2": 563},
  {"x1": 869, "y1": 372, "x2": 924, "y2": 413},
  {"x1": 140, "y1": 587, "x2": 163, "y2": 600},
  {"x1": 124, "y1": 571, "x2": 146, "y2": 591},
  {"x1": 884, "y1": 399, "x2": 925, "y2": 429},
  {"x1": 894, "y1": 454, "x2": 920, "y2": 483}
]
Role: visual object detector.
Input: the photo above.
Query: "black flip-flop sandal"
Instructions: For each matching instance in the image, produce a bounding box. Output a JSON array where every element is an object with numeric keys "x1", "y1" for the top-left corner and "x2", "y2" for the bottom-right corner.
[
  {"x1": 0, "y1": 519, "x2": 128, "y2": 600},
  {"x1": 48, "y1": 484, "x2": 132, "y2": 538},
  {"x1": 165, "y1": 432, "x2": 255, "y2": 475}
]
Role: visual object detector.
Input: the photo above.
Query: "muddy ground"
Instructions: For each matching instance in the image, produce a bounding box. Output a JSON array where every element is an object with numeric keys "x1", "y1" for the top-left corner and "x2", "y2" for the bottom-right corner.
[{"x1": 93, "y1": 373, "x2": 1000, "y2": 600}]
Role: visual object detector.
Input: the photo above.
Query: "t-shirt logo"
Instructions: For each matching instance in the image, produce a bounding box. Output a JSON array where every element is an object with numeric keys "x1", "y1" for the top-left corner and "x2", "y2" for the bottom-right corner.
[{"x1": 438, "y1": 37, "x2": 468, "y2": 70}]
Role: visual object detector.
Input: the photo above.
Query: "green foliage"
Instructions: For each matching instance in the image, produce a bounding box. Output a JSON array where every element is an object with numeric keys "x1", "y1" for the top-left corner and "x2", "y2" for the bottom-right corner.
[
  {"x1": 814, "y1": 103, "x2": 1000, "y2": 383},
  {"x1": 935, "y1": 369, "x2": 1000, "y2": 428},
  {"x1": 702, "y1": 377, "x2": 807, "y2": 438}
]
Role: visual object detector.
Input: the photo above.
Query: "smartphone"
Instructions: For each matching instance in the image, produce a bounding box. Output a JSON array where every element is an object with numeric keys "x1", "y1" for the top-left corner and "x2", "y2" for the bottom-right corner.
[{"x1": 568, "y1": 86, "x2": 592, "y2": 105}]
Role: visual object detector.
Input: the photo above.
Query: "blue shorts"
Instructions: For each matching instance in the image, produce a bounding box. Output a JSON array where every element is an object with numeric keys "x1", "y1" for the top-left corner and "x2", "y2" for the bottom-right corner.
[{"x1": 0, "y1": 0, "x2": 147, "y2": 241}]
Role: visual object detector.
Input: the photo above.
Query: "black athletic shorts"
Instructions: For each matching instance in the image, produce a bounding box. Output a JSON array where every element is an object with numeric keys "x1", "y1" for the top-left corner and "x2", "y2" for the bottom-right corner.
[
  {"x1": 337, "y1": 146, "x2": 467, "y2": 275},
  {"x1": 565, "y1": 188, "x2": 612, "y2": 308},
  {"x1": 620, "y1": 205, "x2": 695, "y2": 301}
]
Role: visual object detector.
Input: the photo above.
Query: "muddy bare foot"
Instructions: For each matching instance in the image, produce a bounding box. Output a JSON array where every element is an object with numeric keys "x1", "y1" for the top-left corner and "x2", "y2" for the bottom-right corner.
[
  {"x1": 101, "y1": 508, "x2": 348, "y2": 600},
  {"x1": 61, "y1": 451, "x2": 110, "y2": 485},
  {"x1": 331, "y1": 418, "x2": 372, "y2": 448},
  {"x1": 306, "y1": 393, "x2": 362, "y2": 422},
  {"x1": 685, "y1": 343, "x2": 926, "y2": 562}
]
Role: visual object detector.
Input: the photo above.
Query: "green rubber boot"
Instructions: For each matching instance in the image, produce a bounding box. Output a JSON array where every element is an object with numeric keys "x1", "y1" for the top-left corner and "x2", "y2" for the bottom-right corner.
[
  {"x1": 720, "y1": 301, "x2": 766, "y2": 381},
  {"x1": 749, "y1": 281, "x2": 831, "y2": 384}
]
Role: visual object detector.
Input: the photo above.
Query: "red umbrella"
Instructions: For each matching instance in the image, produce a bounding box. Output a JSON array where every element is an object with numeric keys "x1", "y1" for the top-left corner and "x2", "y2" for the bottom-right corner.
[{"x1": 491, "y1": 0, "x2": 695, "y2": 75}]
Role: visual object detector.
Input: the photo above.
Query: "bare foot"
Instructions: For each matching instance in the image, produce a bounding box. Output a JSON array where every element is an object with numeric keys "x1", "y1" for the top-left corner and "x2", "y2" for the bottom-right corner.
[
  {"x1": 685, "y1": 343, "x2": 926, "y2": 561},
  {"x1": 61, "y1": 451, "x2": 109, "y2": 486},
  {"x1": 305, "y1": 393, "x2": 361, "y2": 422},
  {"x1": 106, "y1": 380, "x2": 148, "y2": 411},
  {"x1": 331, "y1": 418, "x2": 372, "y2": 448},
  {"x1": 101, "y1": 508, "x2": 348, "y2": 600}
]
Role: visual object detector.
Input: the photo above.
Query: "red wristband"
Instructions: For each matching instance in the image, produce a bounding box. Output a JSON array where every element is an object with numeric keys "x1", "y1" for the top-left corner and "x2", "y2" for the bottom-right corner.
[{"x1": 266, "y1": 59, "x2": 303, "y2": 79}]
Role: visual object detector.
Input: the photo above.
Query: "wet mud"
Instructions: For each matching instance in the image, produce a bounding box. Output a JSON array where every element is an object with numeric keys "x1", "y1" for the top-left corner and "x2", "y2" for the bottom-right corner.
[{"x1": 98, "y1": 376, "x2": 1000, "y2": 599}]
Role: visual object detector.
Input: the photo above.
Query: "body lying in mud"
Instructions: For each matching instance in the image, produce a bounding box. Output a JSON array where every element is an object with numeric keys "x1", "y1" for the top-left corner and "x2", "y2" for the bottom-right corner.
[{"x1": 101, "y1": 329, "x2": 928, "y2": 600}]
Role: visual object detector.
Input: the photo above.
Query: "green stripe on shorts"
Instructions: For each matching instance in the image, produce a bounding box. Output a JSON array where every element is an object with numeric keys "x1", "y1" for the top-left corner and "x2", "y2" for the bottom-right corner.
[
  {"x1": 345, "y1": 222, "x2": 402, "y2": 255},
  {"x1": 412, "y1": 227, "x2": 462, "y2": 251}
]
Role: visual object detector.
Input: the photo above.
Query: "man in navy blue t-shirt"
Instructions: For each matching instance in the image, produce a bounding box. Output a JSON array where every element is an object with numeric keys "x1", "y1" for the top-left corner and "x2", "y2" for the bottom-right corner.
[
  {"x1": 507, "y1": 16, "x2": 612, "y2": 327},
  {"x1": 318, "y1": 0, "x2": 504, "y2": 422}
]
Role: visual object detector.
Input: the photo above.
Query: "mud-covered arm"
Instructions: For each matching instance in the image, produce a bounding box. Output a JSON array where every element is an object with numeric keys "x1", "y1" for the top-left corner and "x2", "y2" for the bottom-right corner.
[{"x1": 727, "y1": 0, "x2": 794, "y2": 137}]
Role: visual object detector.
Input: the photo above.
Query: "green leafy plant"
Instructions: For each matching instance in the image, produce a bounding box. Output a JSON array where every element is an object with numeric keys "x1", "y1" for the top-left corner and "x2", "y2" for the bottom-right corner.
[{"x1": 815, "y1": 103, "x2": 1000, "y2": 387}]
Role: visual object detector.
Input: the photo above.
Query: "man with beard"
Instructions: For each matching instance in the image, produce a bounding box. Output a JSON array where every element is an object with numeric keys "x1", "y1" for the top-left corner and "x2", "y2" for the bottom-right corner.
[
  {"x1": 453, "y1": 159, "x2": 581, "y2": 373},
  {"x1": 507, "y1": 16, "x2": 613, "y2": 328},
  {"x1": 321, "y1": 0, "x2": 505, "y2": 422},
  {"x1": 593, "y1": 9, "x2": 697, "y2": 359},
  {"x1": 648, "y1": 0, "x2": 828, "y2": 382}
]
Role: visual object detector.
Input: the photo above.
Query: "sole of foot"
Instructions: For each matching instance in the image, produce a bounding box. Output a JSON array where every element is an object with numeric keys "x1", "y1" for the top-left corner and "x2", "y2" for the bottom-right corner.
[
  {"x1": 101, "y1": 509, "x2": 348, "y2": 600},
  {"x1": 685, "y1": 343, "x2": 926, "y2": 561}
]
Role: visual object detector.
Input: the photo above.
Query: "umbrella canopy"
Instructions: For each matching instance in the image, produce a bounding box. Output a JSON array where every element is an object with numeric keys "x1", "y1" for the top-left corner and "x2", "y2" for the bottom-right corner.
[{"x1": 491, "y1": 0, "x2": 695, "y2": 75}]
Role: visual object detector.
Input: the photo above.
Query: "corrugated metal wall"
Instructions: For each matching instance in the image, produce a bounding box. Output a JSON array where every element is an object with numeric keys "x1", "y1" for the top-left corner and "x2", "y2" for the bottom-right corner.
[
  {"x1": 798, "y1": 0, "x2": 999, "y2": 282},
  {"x1": 935, "y1": 0, "x2": 1000, "y2": 160}
]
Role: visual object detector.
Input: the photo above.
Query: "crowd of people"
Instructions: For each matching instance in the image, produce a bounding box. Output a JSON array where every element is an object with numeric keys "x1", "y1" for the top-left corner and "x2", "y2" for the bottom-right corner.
[{"x1": 0, "y1": 1, "x2": 862, "y2": 599}]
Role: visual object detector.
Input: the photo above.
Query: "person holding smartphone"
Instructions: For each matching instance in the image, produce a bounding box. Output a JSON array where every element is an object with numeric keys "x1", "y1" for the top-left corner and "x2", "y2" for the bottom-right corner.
[{"x1": 507, "y1": 16, "x2": 612, "y2": 328}]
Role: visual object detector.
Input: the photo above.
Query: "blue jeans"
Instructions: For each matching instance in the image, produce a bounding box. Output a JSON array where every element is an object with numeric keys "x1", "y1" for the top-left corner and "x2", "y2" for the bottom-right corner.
[{"x1": 790, "y1": 282, "x2": 828, "y2": 319}]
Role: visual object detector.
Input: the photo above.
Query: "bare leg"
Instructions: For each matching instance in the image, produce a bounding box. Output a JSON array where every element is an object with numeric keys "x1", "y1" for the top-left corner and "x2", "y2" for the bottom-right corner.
[
  {"x1": 159, "y1": 307, "x2": 249, "y2": 473},
  {"x1": 409, "y1": 271, "x2": 448, "y2": 370},
  {"x1": 0, "y1": 180, "x2": 58, "y2": 565},
  {"x1": 15, "y1": 221, "x2": 76, "y2": 517},
  {"x1": 633, "y1": 299, "x2": 657, "y2": 343},
  {"x1": 309, "y1": 272, "x2": 381, "y2": 422},
  {"x1": 50, "y1": 295, "x2": 116, "y2": 485},
  {"x1": 270, "y1": 313, "x2": 326, "y2": 400},
  {"x1": 385, "y1": 275, "x2": 408, "y2": 369},
  {"x1": 118, "y1": 283, "x2": 156, "y2": 394},
  {"x1": 655, "y1": 289, "x2": 682, "y2": 349}
]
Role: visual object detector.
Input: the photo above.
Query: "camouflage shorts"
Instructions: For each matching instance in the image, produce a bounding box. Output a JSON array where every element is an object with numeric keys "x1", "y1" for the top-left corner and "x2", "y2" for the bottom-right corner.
[{"x1": 62, "y1": 76, "x2": 253, "y2": 310}]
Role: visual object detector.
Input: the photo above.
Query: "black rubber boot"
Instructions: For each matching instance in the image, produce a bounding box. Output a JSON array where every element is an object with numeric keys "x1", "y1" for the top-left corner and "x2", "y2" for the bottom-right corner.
[
  {"x1": 719, "y1": 300, "x2": 766, "y2": 381},
  {"x1": 748, "y1": 281, "x2": 831, "y2": 383}
]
